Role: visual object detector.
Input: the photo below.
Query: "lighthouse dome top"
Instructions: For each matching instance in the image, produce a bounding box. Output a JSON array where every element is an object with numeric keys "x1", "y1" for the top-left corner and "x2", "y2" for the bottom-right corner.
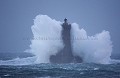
[{"x1": 64, "y1": 18, "x2": 67, "y2": 23}]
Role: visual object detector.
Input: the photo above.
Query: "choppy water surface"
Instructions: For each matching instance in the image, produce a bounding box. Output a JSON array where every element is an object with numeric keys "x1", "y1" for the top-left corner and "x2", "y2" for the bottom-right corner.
[{"x1": 0, "y1": 63, "x2": 120, "y2": 78}]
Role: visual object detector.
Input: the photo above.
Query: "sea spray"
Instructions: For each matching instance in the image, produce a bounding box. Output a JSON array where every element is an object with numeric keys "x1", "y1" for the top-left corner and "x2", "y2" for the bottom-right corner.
[
  {"x1": 29, "y1": 15, "x2": 113, "y2": 64},
  {"x1": 27, "y1": 15, "x2": 64, "y2": 63},
  {"x1": 71, "y1": 23, "x2": 113, "y2": 64}
]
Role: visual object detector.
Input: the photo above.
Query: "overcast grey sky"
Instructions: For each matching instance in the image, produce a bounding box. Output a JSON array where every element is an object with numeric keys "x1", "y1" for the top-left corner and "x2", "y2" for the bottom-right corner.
[{"x1": 0, "y1": 0, "x2": 120, "y2": 59}]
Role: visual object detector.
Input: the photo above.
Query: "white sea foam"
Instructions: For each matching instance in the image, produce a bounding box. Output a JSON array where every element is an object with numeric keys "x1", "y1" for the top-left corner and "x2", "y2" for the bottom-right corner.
[
  {"x1": 26, "y1": 15, "x2": 64, "y2": 63},
  {"x1": 71, "y1": 23, "x2": 113, "y2": 64}
]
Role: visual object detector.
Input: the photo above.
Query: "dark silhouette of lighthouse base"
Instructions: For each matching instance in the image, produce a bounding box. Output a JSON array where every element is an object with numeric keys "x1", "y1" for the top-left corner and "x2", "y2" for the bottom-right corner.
[{"x1": 50, "y1": 18, "x2": 82, "y2": 63}]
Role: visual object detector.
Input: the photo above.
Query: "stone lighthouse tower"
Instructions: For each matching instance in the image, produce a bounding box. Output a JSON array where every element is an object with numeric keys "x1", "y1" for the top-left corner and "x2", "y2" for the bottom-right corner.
[
  {"x1": 59, "y1": 18, "x2": 74, "y2": 63},
  {"x1": 50, "y1": 18, "x2": 82, "y2": 63},
  {"x1": 50, "y1": 18, "x2": 74, "y2": 63}
]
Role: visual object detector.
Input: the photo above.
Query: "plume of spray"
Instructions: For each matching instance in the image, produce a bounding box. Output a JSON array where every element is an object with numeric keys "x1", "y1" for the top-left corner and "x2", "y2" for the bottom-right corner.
[
  {"x1": 28, "y1": 15, "x2": 113, "y2": 64},
  {"x1": 26, "y1": 15, "x2": 64, "y2": 63},
  {"x1": 71, "y1": 23, "x2": 113, "y2": 64}
]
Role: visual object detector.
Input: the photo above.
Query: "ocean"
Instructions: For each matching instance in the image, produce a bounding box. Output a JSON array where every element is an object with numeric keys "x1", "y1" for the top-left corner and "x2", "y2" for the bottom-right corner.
[{"x1": 0, "y1": 63, "x2": 120, "y2": 78}]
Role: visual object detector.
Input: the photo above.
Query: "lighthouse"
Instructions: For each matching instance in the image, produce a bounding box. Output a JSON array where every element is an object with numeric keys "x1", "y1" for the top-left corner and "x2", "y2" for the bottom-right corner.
[{"x1": 50, "y1": 18, "x2": 82, "y2": 63}]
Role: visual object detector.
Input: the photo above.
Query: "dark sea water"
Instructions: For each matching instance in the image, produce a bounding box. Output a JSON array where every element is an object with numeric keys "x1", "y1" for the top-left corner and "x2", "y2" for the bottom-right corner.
[{"x1": 0, "y1": 63, "x2": 120, "y2": 78}]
